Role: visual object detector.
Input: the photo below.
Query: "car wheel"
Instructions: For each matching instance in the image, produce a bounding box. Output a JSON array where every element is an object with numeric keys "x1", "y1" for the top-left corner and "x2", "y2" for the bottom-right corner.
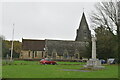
[
  {"x1": 44, "y1": 63, "x2": 47, "y2": 65},
  {"x1": 41, "y1": 63, "x2": 45, "y2": 65},
  {"x1": 51, "y1": 63, "x2": 53, "y2": 65},
  {"x1": 55, "y1": 63, "x2": 58, "y2": 65},
  {"x1": 52, "y1": 63, "x2": 57, "y2": 65}
]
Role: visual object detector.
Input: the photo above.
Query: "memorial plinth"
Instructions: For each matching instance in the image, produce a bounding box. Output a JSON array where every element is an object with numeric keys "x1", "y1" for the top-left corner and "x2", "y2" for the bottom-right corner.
[{"x1": 83, "y1": 36, "x2": 105, "y2": 70}]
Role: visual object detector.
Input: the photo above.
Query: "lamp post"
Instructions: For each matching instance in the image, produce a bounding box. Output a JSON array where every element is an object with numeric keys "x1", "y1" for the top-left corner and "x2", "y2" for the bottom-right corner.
[{"x1": 10, "y1": 23, "x2": 14, "y2": 61}]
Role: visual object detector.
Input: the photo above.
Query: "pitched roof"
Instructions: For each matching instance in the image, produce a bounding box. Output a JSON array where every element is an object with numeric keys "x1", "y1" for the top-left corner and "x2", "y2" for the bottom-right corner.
[
  {"x1": 22, "y1": 39, "x2": 45, "y2": 51},
  {"x1": 79, "y1": 12, "x2": 89, "y2": 30},
  {"x1": 46, "y1": 40, "x2": 87, "y2": 56}
]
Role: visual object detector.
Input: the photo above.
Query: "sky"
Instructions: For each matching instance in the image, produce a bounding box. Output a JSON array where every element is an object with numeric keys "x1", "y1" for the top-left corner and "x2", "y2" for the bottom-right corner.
[{"x1": 1, "y1": 0, "x2": 99, "y2": 42}]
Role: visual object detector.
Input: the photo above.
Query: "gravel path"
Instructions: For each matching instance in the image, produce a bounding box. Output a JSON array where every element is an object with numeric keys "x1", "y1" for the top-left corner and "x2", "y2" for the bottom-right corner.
[{"x1": 60, "y1": 69, "x2": 91, "y2": 72}]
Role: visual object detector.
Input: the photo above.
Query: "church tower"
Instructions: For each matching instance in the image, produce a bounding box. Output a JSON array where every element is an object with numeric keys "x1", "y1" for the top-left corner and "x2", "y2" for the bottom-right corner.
[{"x1": 75, "y1": 12, "x2": 91, "y2": 42}]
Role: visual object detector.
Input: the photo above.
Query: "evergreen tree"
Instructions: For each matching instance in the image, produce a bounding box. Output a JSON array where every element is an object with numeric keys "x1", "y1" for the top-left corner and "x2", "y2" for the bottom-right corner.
[{"x1": 95, "y1": 25, "x2": 117, "y2": 61}]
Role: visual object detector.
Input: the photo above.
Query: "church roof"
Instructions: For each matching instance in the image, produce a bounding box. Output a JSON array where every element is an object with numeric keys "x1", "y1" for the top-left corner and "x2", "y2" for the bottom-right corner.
[
  {"x1": 46, "y1": 40, "x2": 87, "y2": 56},
  {"x1": 22, "y1": 39, "x2": 45, "y2": 51}
]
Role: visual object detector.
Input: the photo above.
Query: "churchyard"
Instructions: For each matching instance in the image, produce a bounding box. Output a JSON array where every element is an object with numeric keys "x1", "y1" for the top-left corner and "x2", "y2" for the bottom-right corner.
[
  {"x1": 1, "y1": 1, "x2": 120, "y2": 79},
  {"x1": 2, "y1": 60, "x2": 118, "y2": 78}
]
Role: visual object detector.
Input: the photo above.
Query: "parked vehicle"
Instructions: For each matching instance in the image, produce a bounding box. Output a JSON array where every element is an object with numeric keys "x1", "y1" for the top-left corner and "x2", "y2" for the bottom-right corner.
[
  {"x1": 40, "y1": 58, "x2": 57, "y2": 65},
  {"x1": 100, "y1": 59, "x2": 106, "y2": 64},
  {"x1": 107, "y1": 58, "x2": 115, "y2": 64}
]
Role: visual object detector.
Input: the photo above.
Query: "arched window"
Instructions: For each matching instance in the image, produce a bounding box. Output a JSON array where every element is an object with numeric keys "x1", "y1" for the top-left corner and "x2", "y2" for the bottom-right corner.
[
  {"x1": 35, "y1": 51, "x2": 37, "y2": 57},
  {"x1": 63, "y1": 49, "x2": 68, "y2": 59},
  {"x1": 74, "y1": 50, "x2": 80, "y2": 59},
  {"x1": 75, "y1": 54, "x2": 79, "y2": 59},
  {"x1": 52, "y1": 49, "x2": 57, "y2": 59},
  {"x1": 28, "y1": 51, "x2": 30, "y2": 57}
]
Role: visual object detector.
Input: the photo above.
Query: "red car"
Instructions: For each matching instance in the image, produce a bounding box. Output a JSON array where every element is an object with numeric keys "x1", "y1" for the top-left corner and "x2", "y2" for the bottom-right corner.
[{"x1": 40, "y1": 58, "x2": 57, "y2": 65}]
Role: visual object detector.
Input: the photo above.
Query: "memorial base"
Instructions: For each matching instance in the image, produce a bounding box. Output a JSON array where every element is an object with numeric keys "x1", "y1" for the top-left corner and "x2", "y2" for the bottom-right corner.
[{"x1": 82, "y1": 59, "x2": 105, "y2": 70}]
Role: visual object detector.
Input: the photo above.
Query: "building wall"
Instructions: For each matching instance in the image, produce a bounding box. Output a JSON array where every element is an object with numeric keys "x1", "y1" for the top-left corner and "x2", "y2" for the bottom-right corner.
[
  {"x1": 20, "y1": 50, "x2": 29, "y2": 59},
  {"x1": 45, "y1": 40, "x2": 90, "y2": 60},
  {"x1": 20, "y1": 40, "x2": 91, "y2": 60},
  {"x1": 20, "y1": 50, "x2": 45, "y2": 59}
]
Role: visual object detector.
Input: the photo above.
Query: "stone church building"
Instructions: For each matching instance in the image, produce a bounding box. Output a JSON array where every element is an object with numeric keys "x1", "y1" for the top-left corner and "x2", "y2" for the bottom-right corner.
[{"x1": 20, "y1": 12, "x2": 91, "y2": 60}]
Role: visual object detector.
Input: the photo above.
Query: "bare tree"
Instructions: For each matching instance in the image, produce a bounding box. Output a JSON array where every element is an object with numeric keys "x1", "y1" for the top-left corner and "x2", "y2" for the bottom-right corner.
[
  {"x1": 90, "y1": 1, "x2": 119, "y2": 34},
  {"x1": 91, "y1": 1, "x2": 120, "y2": 63}
]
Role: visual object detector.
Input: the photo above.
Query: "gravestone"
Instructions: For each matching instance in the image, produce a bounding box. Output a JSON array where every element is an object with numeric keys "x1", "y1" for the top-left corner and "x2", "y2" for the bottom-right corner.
[{"x1": 83, "y1": 36, "x2": 105, "y2": 70}]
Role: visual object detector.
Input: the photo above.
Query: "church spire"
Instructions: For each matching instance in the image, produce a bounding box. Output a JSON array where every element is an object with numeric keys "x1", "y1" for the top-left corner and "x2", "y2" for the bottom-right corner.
[
  {"x1": 79, "y1": 12, "x2": 88, "y2": 29},
  {"x1": 75, "y1": 12, "x2": 91, "y2": 42}
]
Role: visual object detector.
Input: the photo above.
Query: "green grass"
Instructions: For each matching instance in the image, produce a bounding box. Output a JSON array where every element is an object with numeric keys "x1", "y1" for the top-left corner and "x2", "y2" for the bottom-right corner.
[
  {"x1": 3, "y1": 60, "x2": 85, "y2": 65},
  {"x1": 2, "y1": 61, "x2": 119, "y2": 78}
]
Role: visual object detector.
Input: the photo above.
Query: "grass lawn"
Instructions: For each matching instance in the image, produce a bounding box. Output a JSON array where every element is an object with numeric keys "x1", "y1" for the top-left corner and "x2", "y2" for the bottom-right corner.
[{"x1": 2, "y1": 61, "x2": 119, "y2": 78}]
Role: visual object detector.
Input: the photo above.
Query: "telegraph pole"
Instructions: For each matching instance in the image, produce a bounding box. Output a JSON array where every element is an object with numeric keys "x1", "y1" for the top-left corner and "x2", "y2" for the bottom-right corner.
[{"x1": 10, "y1": 23, "x2": 14, "y2": 61}]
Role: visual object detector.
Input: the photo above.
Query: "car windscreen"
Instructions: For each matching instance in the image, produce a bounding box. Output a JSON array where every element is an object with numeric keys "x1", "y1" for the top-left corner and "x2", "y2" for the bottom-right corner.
[
  {"x1": 40, "y1": 59, "x2": 45, "y2": 61},
  {"x1": 45, "y1": 59, "x2": 53, "y2": 61}
]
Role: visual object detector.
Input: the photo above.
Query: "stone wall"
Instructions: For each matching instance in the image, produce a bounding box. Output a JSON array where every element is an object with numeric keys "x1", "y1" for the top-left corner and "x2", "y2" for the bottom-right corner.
[
  {"x1": 45, "y1": 40, "x2": 90, "y2": 59},
  {"x1": 20, "y1": 50, "x2": 45, "y2": 59}
]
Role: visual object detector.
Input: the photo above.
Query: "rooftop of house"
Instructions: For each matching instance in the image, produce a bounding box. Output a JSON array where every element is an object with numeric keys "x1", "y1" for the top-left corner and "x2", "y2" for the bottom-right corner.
[{"x1": 22, "y1": 39, "x2": 45, "y2": 51}]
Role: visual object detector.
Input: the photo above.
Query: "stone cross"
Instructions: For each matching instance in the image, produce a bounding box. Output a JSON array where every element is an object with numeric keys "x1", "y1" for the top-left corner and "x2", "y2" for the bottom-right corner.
[
  {"x1": 92, "y1": 36, "x2": 97, "y2": 60},
  {"x1": 83, "y1": 36, "x2": 105, "y2": 70}
]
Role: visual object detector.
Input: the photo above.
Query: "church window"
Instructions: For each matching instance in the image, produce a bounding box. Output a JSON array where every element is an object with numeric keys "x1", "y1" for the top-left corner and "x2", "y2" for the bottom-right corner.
[
  {"x1": 42, "y1": 52, "x2": 44, "y2": 57},
  {"x1": 35, "y1": 51, "x2": 37, "y2": 57},
  {"x1": 28, "y1": 51, "x2": 30, "y2": 57}
]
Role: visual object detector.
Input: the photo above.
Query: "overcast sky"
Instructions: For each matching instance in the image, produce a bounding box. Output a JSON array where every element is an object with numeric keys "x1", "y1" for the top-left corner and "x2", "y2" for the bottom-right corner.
[{"x1": 2, "y1": 1, "x2": 97, "y2": 42}]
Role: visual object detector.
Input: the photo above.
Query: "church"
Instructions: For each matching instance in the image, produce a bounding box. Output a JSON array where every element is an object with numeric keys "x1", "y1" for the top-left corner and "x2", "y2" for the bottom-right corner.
[{"x1": 20, "y1": 12, "x2": 91, "y2": 60}]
